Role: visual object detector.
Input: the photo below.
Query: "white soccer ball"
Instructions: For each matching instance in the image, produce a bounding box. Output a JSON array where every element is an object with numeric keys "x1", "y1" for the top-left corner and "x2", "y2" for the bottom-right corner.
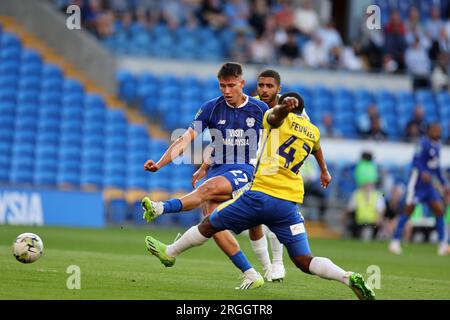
[{"x1": 12, "y1": 233, "x2": 44, "y2": 264}]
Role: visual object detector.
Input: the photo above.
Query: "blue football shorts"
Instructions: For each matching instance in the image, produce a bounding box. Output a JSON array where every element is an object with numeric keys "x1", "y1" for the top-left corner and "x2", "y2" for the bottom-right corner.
[
  {"x1": 204, "y1": 164, "x2": 254, "y2": 193},
  {"x1": 209, "y1": 190, "x2": 311, "y2": 257}
]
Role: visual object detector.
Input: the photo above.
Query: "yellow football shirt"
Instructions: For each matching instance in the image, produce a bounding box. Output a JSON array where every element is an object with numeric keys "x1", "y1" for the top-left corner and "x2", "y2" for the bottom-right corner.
[{"x1": 250, "y1": 110, "x2": 321, "y2": 203}]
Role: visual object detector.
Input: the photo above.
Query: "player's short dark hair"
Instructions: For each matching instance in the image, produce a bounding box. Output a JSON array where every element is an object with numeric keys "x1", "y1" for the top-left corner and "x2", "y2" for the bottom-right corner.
[
  {"x1": 257, "y1": 69, "x2": 281, "y2": 85},
  {"x1": 217, "y1": 62, "x2": 243, "y2": 79},
  {"x1": 361, "y1": 151, "x2": 373, "y2": 161},
  {"x1": 279, "y1": 91, "x2": 304, "y2": 114}
]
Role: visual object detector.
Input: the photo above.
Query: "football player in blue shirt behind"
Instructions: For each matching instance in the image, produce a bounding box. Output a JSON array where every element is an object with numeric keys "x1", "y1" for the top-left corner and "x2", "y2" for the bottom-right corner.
[
  {"x1": 142, "y1": 62, "x2": 269, "y2": 289},
  {"x1": 389, "y1": 123, "x2": 450, "y2": 256}
]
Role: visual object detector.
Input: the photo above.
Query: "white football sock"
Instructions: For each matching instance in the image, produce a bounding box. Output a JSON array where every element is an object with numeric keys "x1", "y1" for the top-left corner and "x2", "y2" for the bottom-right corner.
[
  {"x1": 267, "y1": 230, "x2": 283, "y2": 265},
  {"x1": 166, "y1": 226, "x2": 208, "y2": 257},
  {"x1": 309, "y1": 257, "x2": 350, "y2": 286},
  {"x1": 250, "y1": 235, "x2": 271, "y2": 271}
]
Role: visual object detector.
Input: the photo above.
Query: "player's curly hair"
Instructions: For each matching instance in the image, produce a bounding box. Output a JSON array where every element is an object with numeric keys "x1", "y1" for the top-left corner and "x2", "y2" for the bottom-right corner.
[{"x1": 279, "y1": 91, "x2": 304, "y2": 114}]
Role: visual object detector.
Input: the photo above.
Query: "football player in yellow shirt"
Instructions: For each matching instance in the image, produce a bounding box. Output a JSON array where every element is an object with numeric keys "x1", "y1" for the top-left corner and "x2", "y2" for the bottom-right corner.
[{"x1": 144, "y1": 92, "x2": 375, "y2": 299}]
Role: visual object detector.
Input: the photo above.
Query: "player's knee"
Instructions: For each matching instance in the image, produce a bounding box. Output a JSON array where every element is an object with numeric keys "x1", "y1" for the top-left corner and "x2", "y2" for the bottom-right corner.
[
  {"x1": 198, "y1": 216, "x2": 217, "y2": 238},
  {"x1": 249, "y1": 225, "x2": 264, "y2": 241},
  {"x1": 292, "y1": 255, "x2": 313, "y2": 274}
]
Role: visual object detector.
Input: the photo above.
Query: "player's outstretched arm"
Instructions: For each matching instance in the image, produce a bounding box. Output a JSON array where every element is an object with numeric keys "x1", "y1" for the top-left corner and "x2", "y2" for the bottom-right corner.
[
  {"x1": 144, "y1": 127, "x2": 198, "y2": 172},
  {"x1": 312, "y1": 147, "x2": 331, "y2": 188},
  {"x1": 266, "y1": 97, "x2": 299, "y2": 128}
]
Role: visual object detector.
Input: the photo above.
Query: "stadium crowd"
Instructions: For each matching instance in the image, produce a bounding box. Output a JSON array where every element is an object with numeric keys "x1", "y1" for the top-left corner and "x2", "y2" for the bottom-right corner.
[{"x1": 53, "y1": 0, "x2": 450, "y2": 87}]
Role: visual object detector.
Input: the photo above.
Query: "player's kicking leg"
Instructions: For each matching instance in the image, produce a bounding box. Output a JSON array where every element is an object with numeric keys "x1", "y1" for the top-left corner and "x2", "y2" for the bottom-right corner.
[
  {"x1": 144, "y1": 214, "x2": 264, "y2": 290},
  {"x1": 143, "y1": 176, "x2": 264, "y2": 289},
  {"x1": 142, "y1": 176, "x2": 232, "y2": 222}
]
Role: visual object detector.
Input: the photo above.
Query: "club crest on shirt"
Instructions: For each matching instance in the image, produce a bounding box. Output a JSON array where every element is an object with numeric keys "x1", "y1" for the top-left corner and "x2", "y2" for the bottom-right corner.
[{"x1": 246, "y1": 117, "x2": 255, "y2": 128}]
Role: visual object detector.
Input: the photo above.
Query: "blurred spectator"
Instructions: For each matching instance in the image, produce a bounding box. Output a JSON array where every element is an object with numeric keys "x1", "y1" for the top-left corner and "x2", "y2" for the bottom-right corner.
[
  {"x1": 278, "y1": 28, "x2": 301, "y2": 66},
  {"x1": 405, "y1": 37, "x2": 431, "y2": 90},
  {"x1": 405, "y1": 105, "x2": 427, "y2": 141},
  {"x1": 274, "y1": 0, "x2": 296, "y2": 31},
  {"x1": 317, "y1": 113, "x2": 339, "y2": 138},
  {"x1": 359, "y1": 9, "x2": 384, "y2": 71},
  {"x1": 384, "y1": 10, "x2": 407, "y2": 72},
  {"x1": 340, "y1": 42, "x2": 365, "y2": 71},
  {"x1": 248, "y1": 0, "x2": 269, "y2": 37},
  {"x1": 365, "y1": 117, "x2": 388, "y2": 141},
  {"x1": 161, "y1": 0, "x2": 185, "y2": 29},
  {"x1": 329, "y1": 43, "x2": 364, "y2": 71},
  {"x1": 382, "y1": 54, "x2": 399, "y2": 73},
  {"x1": 357, "y1": 104, "x2": 386, "y2": 136},
  {"x1": 429, "y1": 27, "x2": 450, "y2": 63},
  {"x1": 293, "y1": 0, "x2": 319, "y2": 37},
  {"x1": 406, "y1": 24, "x2": 431, "y2": 50},
  {"x1": 197, "y1": 0, "x2": 227, "y2": 30},
  {"x1": 224, "y1": 0, "x2": 250, "y2": 32},
  {"x1": 96, "y1": 10, "x2": 115, "y2": 39},
  {"x1": 431, "y1": 53, "x2": 450, "y2": 91},
  {"x1": 229, "y1": 31, "x2": 250, "y2": 63},
  {"x1": 424, "y1": 6, "x2": 444, "y2": 41},
  {"x1": 345, "y1": 151, "x2": 385, "y2": 241},
  {"x1": 405, "y1": 6, "x2": 421, "y2": 33},
  {"x1": 249, "y1": 32, "x2": 275, "y2": 64},
  {"x1": 303, "y1": 34, "x2": 328, "y2": 68},
  {"x1": 316, "y1": 20, "x2": 343, "y2": 56},
  {"x1": 355, "y1": 151, "x2": 379, "y2": 189}
]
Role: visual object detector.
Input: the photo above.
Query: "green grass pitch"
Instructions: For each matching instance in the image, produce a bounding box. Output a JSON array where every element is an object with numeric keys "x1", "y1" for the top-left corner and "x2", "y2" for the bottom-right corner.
[{"x1": 0, "y1": 224, "x2": 449, "y2": 300}]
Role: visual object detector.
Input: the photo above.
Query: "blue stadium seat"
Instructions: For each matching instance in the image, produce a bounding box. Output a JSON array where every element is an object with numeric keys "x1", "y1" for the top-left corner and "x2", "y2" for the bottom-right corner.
[
  {"x1": 41, "y1": 77, "x2": 62, "y2": 92},
  {"x1": 0, "y1": 46, "x2": 21, "y2": 61},
  {"x1": 108, "y1": 198, "x2": 128, "y2": 224},
  {"x1": 0, "y1": 87, "x2": 17, "y2": 103},
  {"x1": 103, "y1": 173, "x2": 126, "y2": 189},
  {"x1": 80, "y1": 166, "x2": 103, "y2": 188},
  {"x1": 117, "y1": 71, "x2": 137, "y2": 102},
  {"x1": 39, "y1": 105, "x2": 61, "y2": 120},
  {"x1": 19, "y1": 75, "x2": 41, "y2": 91},
  {"x1": 415, "y1": 89, "x2": 434, "y2": 104},
  {"x1": 40, "y1": 91, "x2": 62, "y2": 106},
  {"x1": 10, "y1": 165, "x2": 34, "y2": 184},
  {"x1": 42, "y1": 63, "x2": 63, "y2": 80},
  {"x1": 36, "y1": 131, "x2": 59, "y2": 146},
  {"x1": 62, "y1": 93, "x2": 84, "y2": 108},
  {"x1": 34, "y1": 169, "x2": 57, "y2": 186},
  {"x1": 1, "y1": 32, "x2": 21, "y2": 48},
  {"x1": 85, "y1": 94, "x2": 106, "y2": 110},
  {"x1": 0, "y1": 74, "x2": 19, "y2": 89},
  {"x1": 60, "y1": 118, "x2": 82, "y2": 134},
  {"x1": 37, "y1": 117, "x2": 60, "y2": 133},
  {"x1": 20, "y1": 62, "x2": 42, "y2": 77},
  {"x1": 0, "y1": 60, "x2": 20, "y2": 75},
  {"x1": 57, "y1": 171, "x2": 80, "y2": 186},
  {"x1": 63, "y1": 78, "x2": 84, "y2": 95},
  {"x1": 21, "y1": 49, "x2": 42, "y2": 65}
]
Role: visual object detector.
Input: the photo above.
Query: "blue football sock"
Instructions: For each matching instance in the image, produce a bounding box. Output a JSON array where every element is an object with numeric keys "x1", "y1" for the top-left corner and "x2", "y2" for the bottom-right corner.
[
  {"x1": 435, "y1": 216, "x2": 445, "y2": 242},
  {"x1": 162, "y1": 199, "x2": 183, "y2": 214},
  {"x1": 230, "y1": 251, "x2": 252, "y2": 273},
  {"x1": 393, "y1": 213, "x2": 410, "y2": 241}
]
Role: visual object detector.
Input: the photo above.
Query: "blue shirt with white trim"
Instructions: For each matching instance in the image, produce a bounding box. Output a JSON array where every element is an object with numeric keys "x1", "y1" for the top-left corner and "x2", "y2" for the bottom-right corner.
[{"x1": 190, "y1": 95, "x2": 269, "y2": 172}]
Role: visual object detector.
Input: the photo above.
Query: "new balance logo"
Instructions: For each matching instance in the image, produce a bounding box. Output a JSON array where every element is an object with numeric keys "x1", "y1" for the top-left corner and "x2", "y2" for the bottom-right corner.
[{"x1": 218, "y1": 120, "x2": 226, "y2": 125}]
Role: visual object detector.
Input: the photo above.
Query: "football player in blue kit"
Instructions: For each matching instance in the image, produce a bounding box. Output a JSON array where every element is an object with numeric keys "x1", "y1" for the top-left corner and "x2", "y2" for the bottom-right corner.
[
  {"x1": 141, "y1": 62, "x2": 269, "y2": 289},
  {"x1": 389, "y1": 123, "x2": 450, "y2": 256}
]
